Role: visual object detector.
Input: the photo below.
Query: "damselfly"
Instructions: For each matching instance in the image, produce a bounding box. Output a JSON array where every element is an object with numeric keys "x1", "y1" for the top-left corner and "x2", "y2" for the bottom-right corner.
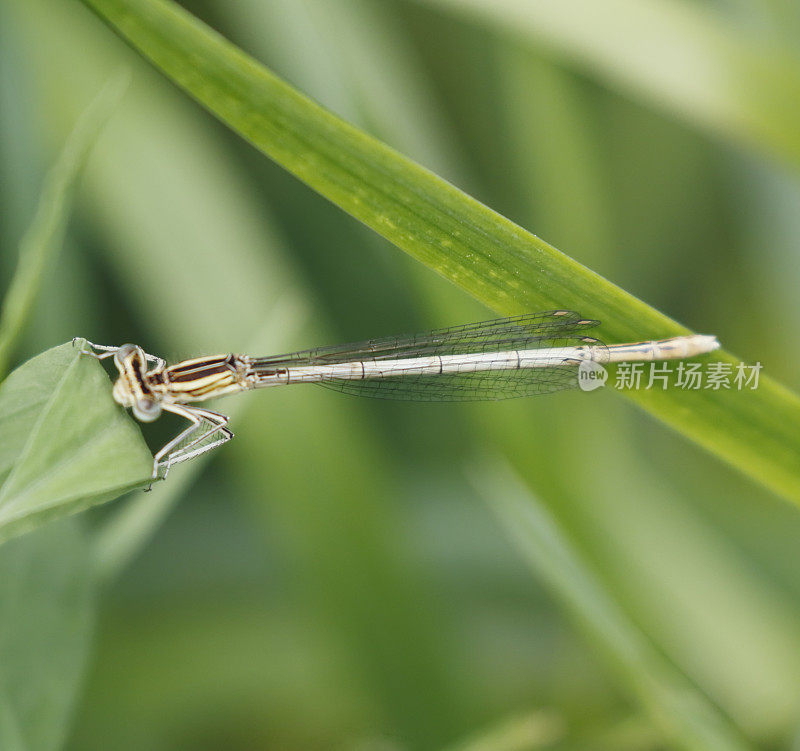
[{"x1": 78, "y1": 311, "x2": 719, "y2": 481}]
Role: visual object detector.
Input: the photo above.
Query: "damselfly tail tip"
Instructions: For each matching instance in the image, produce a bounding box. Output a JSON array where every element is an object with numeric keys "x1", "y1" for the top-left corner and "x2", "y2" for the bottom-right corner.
[{"x1": 692, "y1": 334, "x2": 721, "y2": 354}]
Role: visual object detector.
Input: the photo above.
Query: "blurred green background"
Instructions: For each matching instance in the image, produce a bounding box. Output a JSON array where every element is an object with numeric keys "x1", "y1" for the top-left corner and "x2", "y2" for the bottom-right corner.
[{"x1": 2, "y1": 0, "x2": 800, "y2": 749}]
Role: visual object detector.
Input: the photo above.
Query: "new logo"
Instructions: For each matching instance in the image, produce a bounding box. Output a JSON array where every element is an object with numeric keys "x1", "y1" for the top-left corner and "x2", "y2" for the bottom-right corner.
[{"x1": 577, "y1": 360, "x2": 607, "y2": 391}]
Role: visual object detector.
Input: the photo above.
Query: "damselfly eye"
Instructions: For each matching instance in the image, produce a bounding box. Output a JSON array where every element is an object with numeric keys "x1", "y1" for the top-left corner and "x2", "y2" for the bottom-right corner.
[
  {"x1": 114, "y1": 343, "x2": 142, "y2": 369},
  {"x1": 133, "y1": 397, "x2": 162, "y2": 423}
]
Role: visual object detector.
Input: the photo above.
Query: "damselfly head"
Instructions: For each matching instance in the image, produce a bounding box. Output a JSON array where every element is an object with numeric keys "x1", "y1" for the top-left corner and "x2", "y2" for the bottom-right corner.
[{"x1": 110, "y1": 343, "x2": 162, "y2": 422}]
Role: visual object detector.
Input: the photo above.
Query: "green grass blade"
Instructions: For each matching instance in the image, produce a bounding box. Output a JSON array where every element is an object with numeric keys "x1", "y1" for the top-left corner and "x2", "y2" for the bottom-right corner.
[
  {"x1": 471, "y1": 455, "x2": 753, "y2": 751},
  {"x1": 413, "y1": 0, "x2": 800, "y2": 173},
  {"x1": 0, "y1": 73, "x2": 127, "y2": 380},
  {"x1": 0, "y1": 341, "x2": 152, "y2": 543},
  {"x1": 77, "y1": 0, "x2": 800, "y2": 504}
]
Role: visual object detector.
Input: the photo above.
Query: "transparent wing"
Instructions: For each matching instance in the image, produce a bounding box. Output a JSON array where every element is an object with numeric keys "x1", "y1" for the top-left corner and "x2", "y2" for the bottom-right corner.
[
  {"x1": 250, "y1": 311, "x2": 606, "y2": 402},
  {"x1": 253, "y1": 311, "x2": 598, "y2": 362},
  {"x1": 316, "y1": 360, "x2": 582, "y2": 401}
]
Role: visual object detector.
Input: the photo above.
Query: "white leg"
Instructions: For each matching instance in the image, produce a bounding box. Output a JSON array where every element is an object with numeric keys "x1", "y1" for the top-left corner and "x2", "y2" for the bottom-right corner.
[
  {"x1": 74, "y1": 338, "x2": 166, "y2": 369},
  {"x1": 144, "y1": 351, "x2": 167, "y2": 370},
  {"x1": 152, "y1": 404, "x2": 233, "y2": 482},
  {"x1": 73, "y1": 338, "x2": 118, "y2": 360}
]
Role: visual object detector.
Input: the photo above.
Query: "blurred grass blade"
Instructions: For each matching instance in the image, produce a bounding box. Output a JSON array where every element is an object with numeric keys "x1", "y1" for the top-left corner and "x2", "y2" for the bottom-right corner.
[
  {"x1": 443, "y1": 711, "x2": 564, "y2": 751},
  {"x1": 77, "y1": 0, "x2": 800, "y2": 505},
  {"x1": 470, "y1": 455, "x2": 752, "y2": 751},
  {"x1": 496, "y1": 45, "x2": 613, "y2": 269},
  {"x1": 414, "y1": 0, "x2": 800, "y2": 173},
  {"x1": 0, "y1": 73, "x2": 127, "y2": 380},
  {"x1": 0, "y1": 519, "x2": 95, "y2": 751},
  {"x1": 0, "y1": 341, "x2": 152, "y2": 543}
]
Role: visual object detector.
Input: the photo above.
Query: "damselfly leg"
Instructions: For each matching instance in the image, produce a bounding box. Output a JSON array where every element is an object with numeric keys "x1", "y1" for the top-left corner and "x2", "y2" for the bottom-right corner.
[
  {"x1": 153, "y1": 404, "x2": 233, "y2": 481},
  {"x1": 74, "y1": 338, "x2": 166, "y2": 370}
]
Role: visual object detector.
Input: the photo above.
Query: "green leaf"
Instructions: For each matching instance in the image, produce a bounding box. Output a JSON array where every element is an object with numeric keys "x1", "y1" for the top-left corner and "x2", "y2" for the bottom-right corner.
[
  {"x1": 0, "y1": 519, "x2": 95, "y2": 751},
  {"x1": 0, "y1": 74, "x2": 128, "y2": 380},
  {"x1": 77, "y1": 0, "x2": 800, "y2": 505},
  {"x1": 471, "y1": 456, "x2": 753, "y2": 751},
  {"x1": 0, "y1": 341, "x2": 152, "y2": 543}
]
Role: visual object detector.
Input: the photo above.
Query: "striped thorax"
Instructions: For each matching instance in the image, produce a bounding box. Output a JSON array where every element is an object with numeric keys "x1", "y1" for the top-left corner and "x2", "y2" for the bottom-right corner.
[{"x1": 110, "y1": 345, "x2": 248, "y2": 420}]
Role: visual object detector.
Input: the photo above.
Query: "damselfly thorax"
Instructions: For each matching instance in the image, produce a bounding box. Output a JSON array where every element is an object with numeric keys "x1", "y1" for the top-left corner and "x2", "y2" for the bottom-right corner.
[{"x1": 78, "y1": 311, "x2": 720, "y2": 482}]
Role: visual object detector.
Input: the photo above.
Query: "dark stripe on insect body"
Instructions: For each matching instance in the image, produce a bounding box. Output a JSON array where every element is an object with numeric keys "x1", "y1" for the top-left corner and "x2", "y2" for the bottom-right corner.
[
  {"x1": 166, "y1": 371, "x2": 240, "y2": 398},
  {"x1": 167, "y1": 355, "x2": 235, "y2": 382},
  {"x1": 163, "y1": 355, "x2": 242, "y2": 399},
  {"x1": 250, "y1": 367, "x2": 290, "y2": 384},
  {"x1": 147, "y1": 369, "x2": 166, "y2": 386},
  {"x1": 168, "y1": 363, "x2": 234, "y2": 383},
  {"x1": 121, "y1": 349, "x2": 151, "y2": 399}
]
